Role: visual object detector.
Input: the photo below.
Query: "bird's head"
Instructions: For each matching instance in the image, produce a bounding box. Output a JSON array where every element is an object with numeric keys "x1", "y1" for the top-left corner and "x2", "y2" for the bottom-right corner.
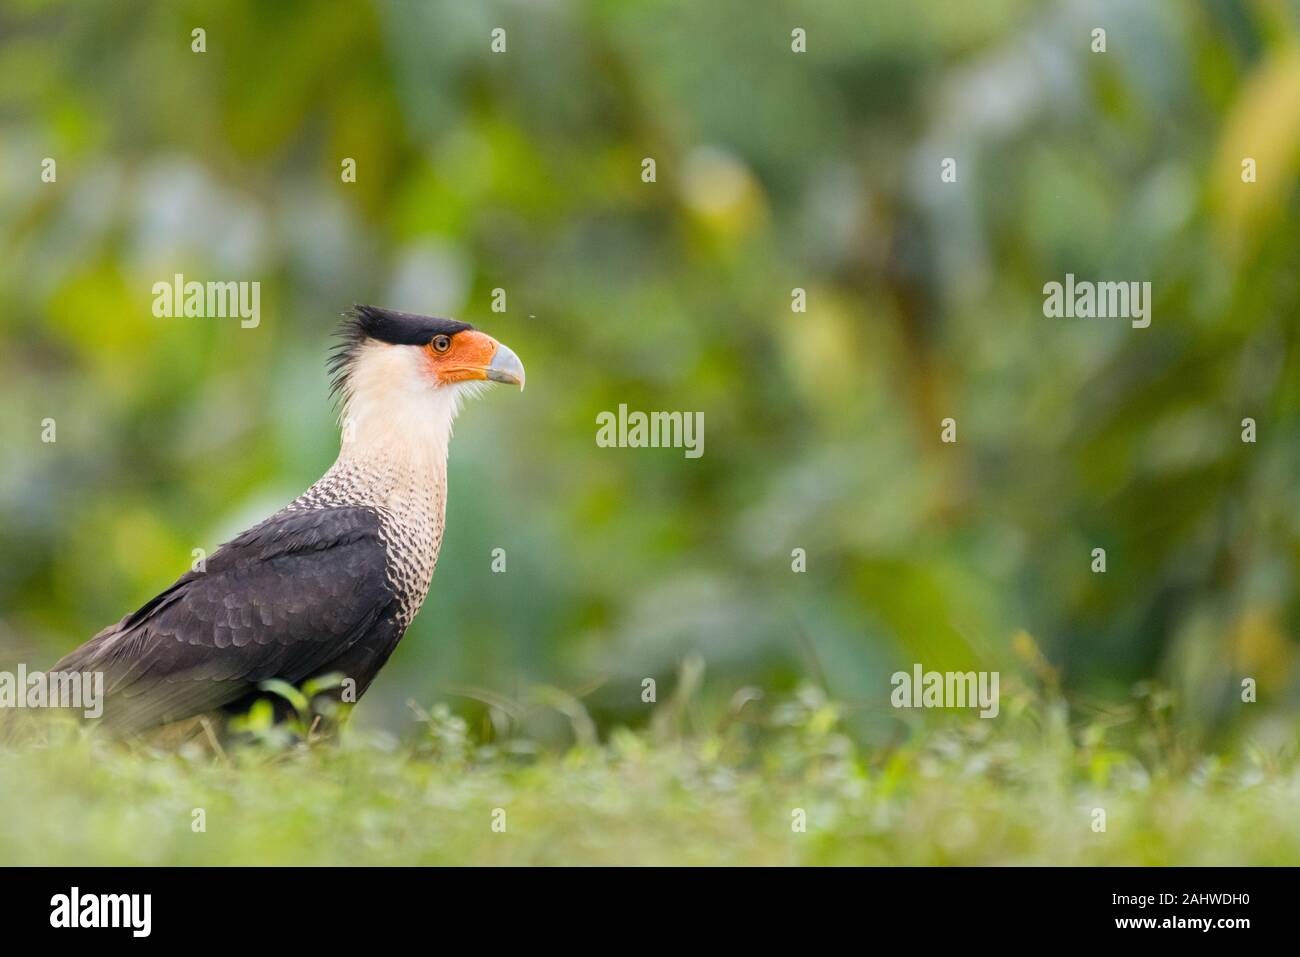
[{"x1": 329, "y1": 305, "x2": 525, "y2": 457}]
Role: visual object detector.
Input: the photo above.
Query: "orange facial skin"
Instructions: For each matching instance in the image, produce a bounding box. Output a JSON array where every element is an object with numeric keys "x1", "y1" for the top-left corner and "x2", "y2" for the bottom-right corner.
[{"x1": 425, "y1": 330, "x2": 499, "y2": 385}]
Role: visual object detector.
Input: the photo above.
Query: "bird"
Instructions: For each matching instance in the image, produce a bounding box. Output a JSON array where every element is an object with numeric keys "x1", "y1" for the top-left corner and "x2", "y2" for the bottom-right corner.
[{"x1": 52, "y1": 305, "x2": 525, "y2": 736}]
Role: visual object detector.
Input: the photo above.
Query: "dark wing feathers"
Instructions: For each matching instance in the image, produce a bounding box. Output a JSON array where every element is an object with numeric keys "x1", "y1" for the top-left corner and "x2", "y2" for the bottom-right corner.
[{"x1": 55, "y1": 506, "x2": 397, "y2": 733}]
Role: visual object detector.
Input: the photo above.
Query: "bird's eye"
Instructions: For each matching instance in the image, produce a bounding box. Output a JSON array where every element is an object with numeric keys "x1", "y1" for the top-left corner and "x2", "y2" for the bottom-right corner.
[{"x1": 431, "y1": 335, "x2": 452, "y2": 354}]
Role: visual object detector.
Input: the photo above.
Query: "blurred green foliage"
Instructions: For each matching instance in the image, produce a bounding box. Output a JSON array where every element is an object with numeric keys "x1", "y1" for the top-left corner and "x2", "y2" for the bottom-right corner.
[
  {"x1": 1, "y1": 0, "x2": 1299, "y2": 748},
  {"x1": 4, "y1": 677, "x2": 1299, "y2": 865}
]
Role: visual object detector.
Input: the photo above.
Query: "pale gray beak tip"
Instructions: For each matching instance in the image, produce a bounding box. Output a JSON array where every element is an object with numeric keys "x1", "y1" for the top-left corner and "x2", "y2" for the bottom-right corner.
[{"x1": 486, "y1": 342, "x2": 526, "y2": 392}]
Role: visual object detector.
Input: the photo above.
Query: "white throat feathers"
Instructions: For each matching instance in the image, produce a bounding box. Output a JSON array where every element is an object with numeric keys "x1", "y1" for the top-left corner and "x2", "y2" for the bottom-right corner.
[
  {"x1": 335, "y1": 339, "x2": 483, "y2": 494},
  {"x1": 291, "y1": 341, "x2": 482, "y2": 625}
]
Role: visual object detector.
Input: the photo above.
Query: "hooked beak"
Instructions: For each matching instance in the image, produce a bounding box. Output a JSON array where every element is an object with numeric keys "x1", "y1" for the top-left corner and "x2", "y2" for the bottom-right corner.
[{"x1": 486, "y1": 341, "x2": 526, "y2": 391}]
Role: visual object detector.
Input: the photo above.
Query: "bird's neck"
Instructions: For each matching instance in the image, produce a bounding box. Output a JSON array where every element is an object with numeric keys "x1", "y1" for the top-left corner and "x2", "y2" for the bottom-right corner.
[{"x1": 306, "y1": 384, "x2": 463, "y2": 520}]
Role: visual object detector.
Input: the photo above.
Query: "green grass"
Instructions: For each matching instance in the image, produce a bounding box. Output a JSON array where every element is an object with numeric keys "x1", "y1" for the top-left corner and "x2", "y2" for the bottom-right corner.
[{"x1": 2, "y1": 682, "x2": 1298, "y2": 866}]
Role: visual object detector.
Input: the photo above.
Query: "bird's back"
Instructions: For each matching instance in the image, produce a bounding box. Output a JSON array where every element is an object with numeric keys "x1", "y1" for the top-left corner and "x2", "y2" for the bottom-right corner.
[{"x1": 54, "y1": 504, "x2": 407, "y2": 735}]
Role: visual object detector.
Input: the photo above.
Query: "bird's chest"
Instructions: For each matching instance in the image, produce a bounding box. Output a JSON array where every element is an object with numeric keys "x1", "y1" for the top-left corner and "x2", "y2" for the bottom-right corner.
[
  {"x1": 374, "y1": 482, "x2": 446, "y2": 629},
  {"x1": 299, "y1": 456, "x2": 448, "y2": 630}
]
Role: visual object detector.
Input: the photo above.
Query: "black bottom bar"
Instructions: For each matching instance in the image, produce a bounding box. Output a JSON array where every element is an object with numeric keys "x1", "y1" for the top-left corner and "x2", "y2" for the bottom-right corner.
[{"x1": 0, "y1": 866, "x2": 1279, "y2": 942}]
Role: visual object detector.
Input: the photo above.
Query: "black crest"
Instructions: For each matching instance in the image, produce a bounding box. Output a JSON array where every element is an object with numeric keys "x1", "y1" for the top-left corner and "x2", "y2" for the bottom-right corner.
[{"x1": 329, "y1": 305, "x2": 474, "y2": 401}]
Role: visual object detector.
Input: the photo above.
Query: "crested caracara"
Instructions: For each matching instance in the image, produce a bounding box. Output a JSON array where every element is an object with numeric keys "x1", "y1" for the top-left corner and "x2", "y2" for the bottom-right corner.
[{"x1": 53, "y1": 305, "x2": 525, "y2": 735}]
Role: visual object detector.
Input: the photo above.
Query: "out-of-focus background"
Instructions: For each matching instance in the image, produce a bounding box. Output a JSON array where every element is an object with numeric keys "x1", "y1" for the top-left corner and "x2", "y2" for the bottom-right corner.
[{"x1": 1, "y1": 0, "x2": 1298, "y2": 747}]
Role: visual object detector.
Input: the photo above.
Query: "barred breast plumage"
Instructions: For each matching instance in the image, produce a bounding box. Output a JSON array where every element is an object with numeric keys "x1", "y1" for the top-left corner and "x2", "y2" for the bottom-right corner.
[{"x1": 289, "y1": 452, "x2": 447, "y2": 630}]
